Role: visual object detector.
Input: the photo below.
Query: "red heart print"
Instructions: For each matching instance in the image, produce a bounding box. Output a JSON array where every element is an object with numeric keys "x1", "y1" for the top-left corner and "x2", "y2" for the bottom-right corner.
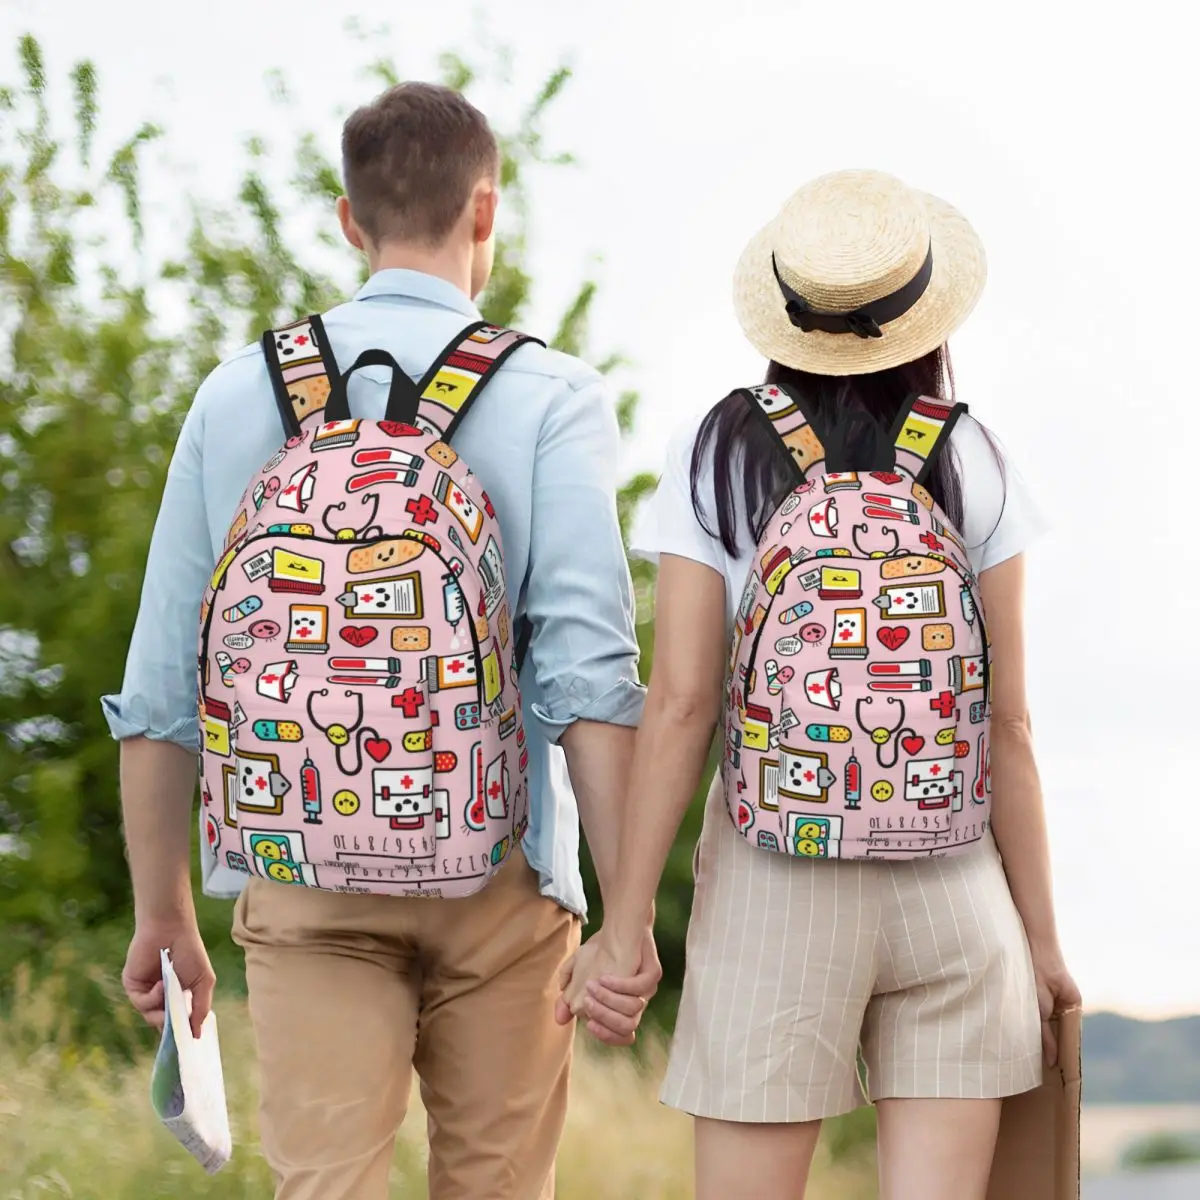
[
  {"x1": 339, "y1": 626, "x2": 377, "y2": 648},
  {"x1": 876, "y1": 626, "x2": 909, "y2": 651},
  {"x1": 377, "y1": 420, "x2": 421, "y2": 438},
  {"x1": 871, "y1": 471, "x2": 903, "y2": 484},
  {"x1": 901, "y1": 735, "x2": 925, "y2": 755},
  {"x1": 364, "y1": 738, "x2": 391, "y2": 763}
]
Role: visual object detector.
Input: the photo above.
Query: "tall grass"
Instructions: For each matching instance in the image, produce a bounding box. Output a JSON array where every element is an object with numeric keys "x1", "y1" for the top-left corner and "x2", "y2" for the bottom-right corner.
[{"x1": 0, "y1": 966, "x2": 877, "y2": 1198}]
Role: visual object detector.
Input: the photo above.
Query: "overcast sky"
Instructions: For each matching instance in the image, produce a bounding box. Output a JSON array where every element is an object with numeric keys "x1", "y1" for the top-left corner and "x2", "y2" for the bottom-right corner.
[{"x1": 3, "y1": 0, "x2": 1196, "y2": 1017}]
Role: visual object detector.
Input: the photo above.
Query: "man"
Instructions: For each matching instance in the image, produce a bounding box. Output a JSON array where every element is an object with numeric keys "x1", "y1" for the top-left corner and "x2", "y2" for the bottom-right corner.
[{"x1": 105, "y1": 82, "x2": 659, "y2": 1200}]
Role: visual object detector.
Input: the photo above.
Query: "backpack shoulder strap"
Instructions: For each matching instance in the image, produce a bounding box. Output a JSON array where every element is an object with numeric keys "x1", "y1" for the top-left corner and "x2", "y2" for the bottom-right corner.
[
  {"x1": 261, "y1": 313, "x2": 348, "y2": 439},
  {"x1": 737, "y1": 381, "x2": 827, "y2": 484},
  {"x1": 889, "y1": 394, "x2": 968, "y2": 484},
  {"x1": 414, "y1": 321, "x2": 544, "y2": 441}
]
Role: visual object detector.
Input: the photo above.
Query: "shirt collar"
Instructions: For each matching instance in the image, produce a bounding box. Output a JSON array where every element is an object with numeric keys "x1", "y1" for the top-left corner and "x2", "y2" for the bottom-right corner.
[{"x1": 353, "y1": 268, "x2": 481, "y2": 320}]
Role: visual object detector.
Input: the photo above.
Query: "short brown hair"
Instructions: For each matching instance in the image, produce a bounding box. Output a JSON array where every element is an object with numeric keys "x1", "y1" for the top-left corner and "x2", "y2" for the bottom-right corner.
[{"x1": 341, "y1": 82, "x2": 499, "y2": 246}]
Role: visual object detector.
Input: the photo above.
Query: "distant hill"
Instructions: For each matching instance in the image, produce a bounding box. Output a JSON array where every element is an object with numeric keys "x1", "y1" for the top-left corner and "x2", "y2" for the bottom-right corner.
[{"x1": 1085, "y1": 1013, "x2": 1200, "y2": 1104}]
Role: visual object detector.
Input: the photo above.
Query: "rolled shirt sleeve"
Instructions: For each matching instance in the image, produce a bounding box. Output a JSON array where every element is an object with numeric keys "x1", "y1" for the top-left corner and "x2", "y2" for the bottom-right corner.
[
  {"x1": 523, "y1": 374, "x2": 646, "y2": 741},
  {"x1": 100, "y1": 386, "x2": 218, "y2": 752}
]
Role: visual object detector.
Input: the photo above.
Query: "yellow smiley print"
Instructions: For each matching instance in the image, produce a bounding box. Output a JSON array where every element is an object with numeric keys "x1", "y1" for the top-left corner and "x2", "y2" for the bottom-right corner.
[{"x1": 333, "y1": 789, "x2": 360, "y2": 816}]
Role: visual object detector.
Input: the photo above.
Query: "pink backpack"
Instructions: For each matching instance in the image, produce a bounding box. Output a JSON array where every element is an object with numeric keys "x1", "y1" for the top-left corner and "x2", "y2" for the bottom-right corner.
[
  {"x1": 197, "y1": 315, "x2": 540, "y2": 898},
  {"x1": 724, "y1": 383, "x2": 990, "y2": 860}
]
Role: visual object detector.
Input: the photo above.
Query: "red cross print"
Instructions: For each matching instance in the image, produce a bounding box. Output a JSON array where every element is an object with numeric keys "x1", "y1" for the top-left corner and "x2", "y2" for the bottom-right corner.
[
  {"x1": 399, "y1": 775, "x2": 414, "y2": 789},
  {"x1": 808, "y1": 681, "x2": 826, "y2": 696},
  {"x1": 803, "y1": 769, "x2": 815, "y2": 783},
  {"x1": 451, "y1": 488, "x2": 467, "y2": 507},
  {"x1": 488, "y1": 779, "x2": 503, "y2": 802},
  {"x1": 293, "y1": 334, "x2": 309, "y2": 347},
  {"x1": 928, "y1": 764, "x2": 942, "y2": 776},
  {"x1": 929, "y1": 690, "x2": 956, "y2": 718},
  {"x1": 254, "y1": 775, "x2": 268, "y2": 791},
  {"x1": 406, "y1": 495, "x2": 439, "y2": 526},
  {"x1": 445, "y1": 658, "x2": 467, "y2": 675},
  {"x1": 767, "y1": 387, "x2": 780, "y2": 397},
  {"x1": 391, "y1": 687, "x2": 425, "y2": 719},
  {"x1": 919, "y1": 530, "x2": 944, "y2": 552},
  {"x1": 838, "y1": 627, "x2": 854, "y2": 641},
  {"x1": 966, "y1": 660, "x2": 979, "y2": 677},
  {"x1": 811, "y1": 511, "x2": 825, "y2": 525}
]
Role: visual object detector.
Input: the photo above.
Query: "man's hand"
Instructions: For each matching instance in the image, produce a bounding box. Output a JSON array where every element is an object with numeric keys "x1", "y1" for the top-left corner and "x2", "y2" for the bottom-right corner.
[
  {"x1": 123, "y1": 920, "x2": 215, "y2": 1041},
  {"x1": 555, "y1": 926, "x2": 661, "y2": 1047}
]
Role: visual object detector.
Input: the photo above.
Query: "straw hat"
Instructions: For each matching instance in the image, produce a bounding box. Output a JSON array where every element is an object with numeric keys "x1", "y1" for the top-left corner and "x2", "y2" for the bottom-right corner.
[{"x1": 732, "y1": 169, "x2": 986, "y2": 376}]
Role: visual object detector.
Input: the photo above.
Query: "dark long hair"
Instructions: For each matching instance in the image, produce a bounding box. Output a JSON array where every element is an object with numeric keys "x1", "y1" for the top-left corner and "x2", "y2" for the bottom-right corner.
[{"x1": 690, "y1": 345, "x2": 999, "y2": 556}]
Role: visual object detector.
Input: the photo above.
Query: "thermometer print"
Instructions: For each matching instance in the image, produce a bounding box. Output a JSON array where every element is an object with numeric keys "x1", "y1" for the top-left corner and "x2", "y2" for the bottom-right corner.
[{"x1": 329, "y1": 657, "x2": 403, "y2": 674}]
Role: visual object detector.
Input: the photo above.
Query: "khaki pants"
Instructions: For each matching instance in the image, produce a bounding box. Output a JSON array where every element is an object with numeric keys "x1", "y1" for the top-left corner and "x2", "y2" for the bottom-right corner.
[{"x1": 232, "y1": 853, "x2": 581, "y2": 1200}]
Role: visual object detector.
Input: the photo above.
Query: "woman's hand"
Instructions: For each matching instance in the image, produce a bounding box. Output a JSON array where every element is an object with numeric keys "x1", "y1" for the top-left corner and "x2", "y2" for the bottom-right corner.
[
  {"x1": 1030, "y1": 942, "x2": 1082, "y2": 1066},
  {"x1": 555, "y1": 926, "x2": 661, "y2": 1046}
]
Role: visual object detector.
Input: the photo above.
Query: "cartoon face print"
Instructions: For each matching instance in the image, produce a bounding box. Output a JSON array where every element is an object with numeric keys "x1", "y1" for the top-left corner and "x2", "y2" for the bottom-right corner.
[
  {"x1": 817, "y1": 565, "x2": 862, "y2": 599},
  {"x1": 911, "y1": 482, "x2": 935, "y2": 511},
  {"x1": 286, "y1": 375, "x2": 331, "y2": 422},
  {"x1": 225, "y1": 510, "x2": 248, "y2": 548},
  {"x1": 228, "y1": 750, "x2": 290, "y2": 822},
  {"x1": 904, "y1": 757, "x2": 961, "y2": 809},
  {"x1": 373, "y1": 767, "x2": 434, "y2": 825},
  {"x1": 750, "y1": 383, "x2": 798, "y2": 418},
  {"x1": 880, "y1": 555, "x2": 946, "y2": 580},
  {"x1": 799, "y1": 622, "x2": 826, "y2": 644},
  {"x1": 202, "y1": 697, "x2": 232, "y2": 757},
  {"x1": 922, "y1": 622, "x2": 955, "y2": 651},
  {"x1": 871, "y1": 780, "x2": 894, "y2": 801},
  {"x1": 428, "y1": 441, "x2": 459, "y2": 469},
  {"x1": 251, "y1": 719, "x2": 303, "y2": 743},
  {"x1": 248, "y1": 618, "x2": 281, "y2": 640},
  {"x1": 392, "y1": 626, "x2": 432, "y2": 653},
  {"x1": 433, "y1": 472, "x2": 483, "y2": 542},
  {"x1": 346, "y1": 538, "x2": 426, "y2": 574},
  {"x1": 285, "y1": 605, "x2": 329, "y2": 654},
  {"x1": 874, "y1": 581, "x2": 947, "y2": 620},
  {"x1": 275, "y1": 323, "x2": 317, "y2": 360},
  {"x1": 787, "y1": 813, "x2": 842, "y2": 858},
  {"x1": 829, "y1": 608, "x2": 868, "y2": 660},
  {"x1": 332, "y1": 789, "x2": 360, "y2": 816},
  {"x1": 338, "y1": 573, "x2": 424, "y2": 620},
  {"x1": 777, "y1": 747, "x2": 836, "y2": 802},
  {"x1": 783, "y1": 424, "x2": 825, "y2": 471}
]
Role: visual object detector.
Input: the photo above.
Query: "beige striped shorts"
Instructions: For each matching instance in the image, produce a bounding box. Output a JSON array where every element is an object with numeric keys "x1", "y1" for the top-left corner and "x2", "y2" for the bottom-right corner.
[{"x1": 661, "y1": 779, "x2": 1043, "y2": 1123}]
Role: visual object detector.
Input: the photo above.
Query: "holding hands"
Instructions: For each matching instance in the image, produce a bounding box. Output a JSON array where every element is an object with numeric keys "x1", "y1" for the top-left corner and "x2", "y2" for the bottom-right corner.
[{"x1": 555, "y1": 925, "x2": 662, "y2": 1046}]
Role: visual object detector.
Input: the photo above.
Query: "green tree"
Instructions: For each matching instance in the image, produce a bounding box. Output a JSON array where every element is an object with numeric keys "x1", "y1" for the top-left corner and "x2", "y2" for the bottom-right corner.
[{"x1": 0, "y1": 31, "x2": 720, "y2": 1046}]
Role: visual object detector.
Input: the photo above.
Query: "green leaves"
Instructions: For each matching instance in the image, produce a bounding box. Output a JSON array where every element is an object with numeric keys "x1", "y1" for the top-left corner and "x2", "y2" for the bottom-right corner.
[{"x1": 0, "y1": 33, "x2": 655, "y2": 1007}]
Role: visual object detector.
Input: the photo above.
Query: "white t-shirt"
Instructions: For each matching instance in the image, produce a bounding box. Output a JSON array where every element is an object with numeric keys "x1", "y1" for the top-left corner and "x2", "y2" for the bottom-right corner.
[{"x1": 631, "y1": 408, "x2": 1048, "y2": 623}]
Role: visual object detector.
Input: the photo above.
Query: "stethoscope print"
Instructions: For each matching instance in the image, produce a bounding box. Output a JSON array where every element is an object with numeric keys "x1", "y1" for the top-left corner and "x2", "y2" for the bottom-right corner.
[
  {"x1": 855, "y1": 696, "x2": 917, "y2": 768},
  {"x1": 852, "y1": 522, "x2": 900, "y2": 557},
  {"x1": 306, "y1": 689, "x2": 380, "y2": 775}
]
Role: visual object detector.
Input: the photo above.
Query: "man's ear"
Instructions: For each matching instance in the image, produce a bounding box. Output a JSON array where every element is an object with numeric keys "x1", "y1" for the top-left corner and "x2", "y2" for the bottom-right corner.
[
  {"x1": 473, "y1": 179, "x2": 498, "y2": 245},
  {"x1": 337, "y1": 196, "x2": 366, "y2": 251}
]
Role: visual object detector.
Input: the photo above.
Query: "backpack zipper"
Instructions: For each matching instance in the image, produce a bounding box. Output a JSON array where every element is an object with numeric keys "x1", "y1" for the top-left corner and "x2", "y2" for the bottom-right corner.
[
  {"x1": 742, "y1": 555, "x2": 989, "y2": 708},
  {"x1": 199, "y1": 530, "x2": 485, "y2": 685}
]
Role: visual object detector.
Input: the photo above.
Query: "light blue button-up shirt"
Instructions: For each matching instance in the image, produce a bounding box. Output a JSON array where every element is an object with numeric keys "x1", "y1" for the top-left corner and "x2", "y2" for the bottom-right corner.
[{"x1": 101, "y1": 269, "x2": 645, "y2": 918}]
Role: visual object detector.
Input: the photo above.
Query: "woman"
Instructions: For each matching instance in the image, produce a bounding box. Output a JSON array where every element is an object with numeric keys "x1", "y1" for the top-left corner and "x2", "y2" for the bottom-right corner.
[{"x1": 562, "y1": 169, "x2": 1080, "y2": 1199}]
